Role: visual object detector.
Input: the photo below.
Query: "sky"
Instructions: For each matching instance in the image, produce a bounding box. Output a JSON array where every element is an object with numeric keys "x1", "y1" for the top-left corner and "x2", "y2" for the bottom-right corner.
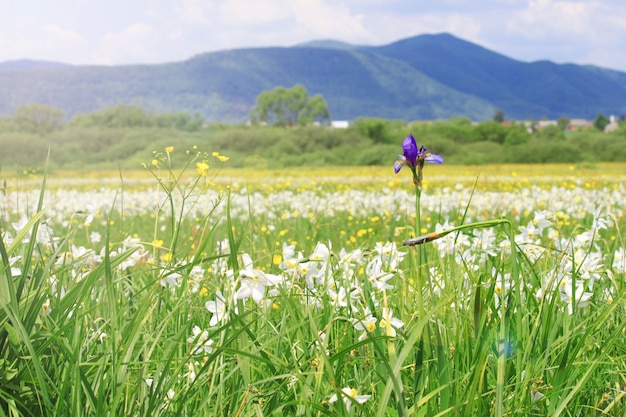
[{"x1": 2, "y1": 0, "x2": 625, "y2": 72}]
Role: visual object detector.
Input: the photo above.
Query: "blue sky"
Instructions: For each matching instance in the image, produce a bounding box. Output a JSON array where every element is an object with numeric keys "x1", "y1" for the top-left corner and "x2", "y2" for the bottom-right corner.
[{"x1": 2, "y1": 0, "x2": 625, "y2": 71}]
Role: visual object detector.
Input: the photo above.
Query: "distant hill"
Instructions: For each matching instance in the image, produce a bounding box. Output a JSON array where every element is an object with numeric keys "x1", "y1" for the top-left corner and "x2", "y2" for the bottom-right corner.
[
  {"x1": 0, "y1": 33, "x2": 625, "y2": 122},
  {"x1": 371, "y1": 33, "x2": 626, "y2": 119},
  {"x1": 0, "y1": 59, "x2": 71, "y2": 72}
]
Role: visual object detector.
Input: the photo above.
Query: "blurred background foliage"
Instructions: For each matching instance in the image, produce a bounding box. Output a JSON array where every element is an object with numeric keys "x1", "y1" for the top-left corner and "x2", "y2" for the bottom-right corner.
[{"x1": 0, "y1": 102, "x2": 625, "y2": 170}]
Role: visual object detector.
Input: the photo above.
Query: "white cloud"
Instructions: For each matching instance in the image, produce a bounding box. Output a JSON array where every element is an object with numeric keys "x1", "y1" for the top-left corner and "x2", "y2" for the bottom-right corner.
[
  {"x1": 414, "y1": 13, "x2": 481, "y2": 40},
  {"x1": 356, "y1": 10, "x2": 483, "y2": 48},
  {"x1": 102, "y1": 22, "x2": 154, "y2": 44},
  {"x1": 492, "y1": 0, "x2": 626, "y2": 68},
  {"x1": 0, "y1": 21, "x2": 88, "y2": 62},
  {"x1": 96, "y1": 23, "x2": 157, "y2": 64},
  {"x1": 290, "y1": 0, "x2": 372, "y2": 41},
  {"x1": 0, "y1": 0, "x2": 624, "y2": 70},
  {"x1": 44, "y1": 24, "x2": 85, "y2": 43},
  {"x1": 174, "y1": 0, "x2": 216, "y2": 25},
  {"x1": 219, "y1": 0, "x2": 292, "y2": 25},
  {"x1": 507, "y1": 0, "x2": 601, "y2": 40}
]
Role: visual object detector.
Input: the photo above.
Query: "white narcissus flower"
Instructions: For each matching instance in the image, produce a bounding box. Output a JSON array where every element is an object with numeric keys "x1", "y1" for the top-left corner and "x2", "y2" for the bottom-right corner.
[
  {"x1": 379, "y1": 307, "x2": 404, "y2": 337},
  {"x1": 235, "y1": 253, "x2": 282, "y2": 303},
  {"x1": 373, "y1": 241, "x2": 406, "y2": 271},
  {"x1": 145, "y1": 379, "x2": 175, "y2": 406},
  {"x1": 40, "y1": 298, "x2": 52, "y2": 317},
  {"x1": 329, "y1": 387, "x2": 371, "y2": 412},
  {"x1": 532, "y1": 210, "x2": 553, "y2": 233},
  {"x1": 84, "y1": 204, "x2": 97, "y2": 225},
  {"x1": 516, "y1": 221, "x2": 541, "y2": 245},
  {"x1": 187, "y1": 325, "x2": 214, "y2": 354},
  {"x1": 90, "y1": 231, "x2": 102, "y2": 244},
  {"x1": 366, "y1": 257, "x2": 394, "y2": 291},
  {"x1": 351, "y1": 308, "x2": 377, "y2": 341},
  {"x1": 205, "y1": 290, "x2": 227, "y2": 326},
  {"x1": 328, "y1": 286, "x2": 348, "y2": 308},
  {"x1": 160, "y1": 272, "x2": 182, "y2": 288},
  {"x1": 559, "y1": 280, "x2": 593, "y2": 315},
  {"x1": 612, "y1": 247, "x2": 625, "y2": 273}
]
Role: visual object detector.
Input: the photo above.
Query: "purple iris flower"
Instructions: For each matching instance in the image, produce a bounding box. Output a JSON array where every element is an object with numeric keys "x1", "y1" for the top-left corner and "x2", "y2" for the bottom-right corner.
[{"x1": 394, "y1": 134, "x2": 443, "y2": 174}]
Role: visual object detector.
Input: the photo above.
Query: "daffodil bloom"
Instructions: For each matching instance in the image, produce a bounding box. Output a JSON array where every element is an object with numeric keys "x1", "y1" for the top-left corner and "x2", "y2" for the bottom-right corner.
[{"x1": 394, "y1": 133, "x2": 443, "y2": 187}]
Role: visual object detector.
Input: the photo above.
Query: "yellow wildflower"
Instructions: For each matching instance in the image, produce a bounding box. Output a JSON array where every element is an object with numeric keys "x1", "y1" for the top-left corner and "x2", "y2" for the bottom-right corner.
[
  {"x1": 196, "y1": 161, "x2": 210, "y2": 176},
  {"x1": 165, "y1": 146, "x2": 174, "y2": 153},
  {"x1": 212, "y1": 151, "x2": 230, "y2": 162}
]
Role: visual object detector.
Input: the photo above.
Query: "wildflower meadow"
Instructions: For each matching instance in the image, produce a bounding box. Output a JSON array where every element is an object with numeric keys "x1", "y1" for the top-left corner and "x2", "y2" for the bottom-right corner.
[{"x1": 1, "y1": 139, "x2": 625, "y2": 416}]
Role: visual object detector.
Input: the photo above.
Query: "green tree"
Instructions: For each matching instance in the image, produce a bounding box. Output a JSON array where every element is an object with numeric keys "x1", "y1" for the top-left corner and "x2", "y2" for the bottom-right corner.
[
  {"x1": 538, "y1": 125, "x2": 566, "y2": 141},
  {"x1": 493, "y1": 109, "x2": 505, "y2": 123},
  {"x1": 353, "y1": 118, "x2": 390, "y2": 144},
  {"x1": 557, "y1": 116, "x2": 570, "y2": 131},
  {"x1": 430, "y1": 117, "x2": 473, "y2": 143},
  {"x1": 156, "y1": 112, "x2": 203, "y2": 131},
  {"x1": 13, "y1": 103, "x2": 64, "y2": 135},
  {"x1": 68, "y1": 104, "x2": 149, "y2": 128},
  {"x1": 503, "y1": 123, "x2": 530, "y2": 146},
  {"x1": 593, "y1": 113, "x2": 610, "y2": 131},
  {"x1": 471, "y1": 121, "x2": 508, "y2": 144},
  {"x1": 249, "y1": 85, "x2": 331, "y2": 126}
]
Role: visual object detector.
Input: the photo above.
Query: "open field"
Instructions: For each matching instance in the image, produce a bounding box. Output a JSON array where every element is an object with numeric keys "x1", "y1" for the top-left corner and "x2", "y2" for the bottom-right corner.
[
  {"x1": 5, "y1": 161, "x2": 626, "y2": 190},
  {"x1": 1, "y1": 158, "x2": 625, "y2": 416}
]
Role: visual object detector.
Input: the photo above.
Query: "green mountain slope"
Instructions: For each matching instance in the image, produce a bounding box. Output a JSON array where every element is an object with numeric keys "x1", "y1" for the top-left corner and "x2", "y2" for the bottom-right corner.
[
  {"x1": 0, "y1": 33, "x2": 624, "y2": 122},
  {"x1": 372, "y1": 33, "x2": 626, "y2": 119}
]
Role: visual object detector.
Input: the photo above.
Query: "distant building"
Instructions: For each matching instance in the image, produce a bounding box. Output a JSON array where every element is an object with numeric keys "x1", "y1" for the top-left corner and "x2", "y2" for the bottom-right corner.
[
  {"x1": 567, "y1": 119, "x2": 593, "y2": 131},
  {"x1": 604, "y1": 115, "x2": 620, "y2": 132},
  {"x1": 331, "y1": 120, "x2": 349, "y2": 128},
  {"x1": 537, "y1": 120, "x2": 558, "y2": 129}
]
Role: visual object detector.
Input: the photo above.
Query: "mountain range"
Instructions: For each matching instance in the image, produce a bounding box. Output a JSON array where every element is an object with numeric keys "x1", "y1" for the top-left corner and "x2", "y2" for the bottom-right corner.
[{"x1": 1, "y1": 33, "x2": 625, "y2": 122}]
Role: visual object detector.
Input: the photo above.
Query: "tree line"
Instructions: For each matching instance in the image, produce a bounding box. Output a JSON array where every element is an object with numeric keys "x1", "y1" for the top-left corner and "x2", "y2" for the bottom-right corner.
[
  {"x1": 1, "y1": 85, "x2": 621, "y2": 135},
  {"x1": 0, "y1": 103, "x2": 204, "y2": 135},
  {"x1": 1, "y1": 85, "x2": 625, "y2": 170},
  {"x1": 0, "y1": 84, "x2": 330, "y2": 135}
]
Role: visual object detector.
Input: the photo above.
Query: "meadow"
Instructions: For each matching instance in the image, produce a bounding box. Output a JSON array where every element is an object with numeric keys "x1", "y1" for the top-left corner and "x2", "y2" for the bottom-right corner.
[{"x1": 0, "y1": 147, "x2": 625, "y2": 416}]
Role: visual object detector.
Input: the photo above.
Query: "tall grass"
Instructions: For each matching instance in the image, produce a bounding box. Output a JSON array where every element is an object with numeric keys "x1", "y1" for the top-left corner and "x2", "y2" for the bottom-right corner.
[{"x1": 0, "y1": 148, "x2": 624, "y2": 416}]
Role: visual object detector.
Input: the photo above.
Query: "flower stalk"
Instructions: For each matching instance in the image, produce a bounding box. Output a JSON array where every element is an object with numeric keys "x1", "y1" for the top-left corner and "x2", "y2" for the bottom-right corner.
[
  {"x1": 394, "y1": 133, "x2": 443, "y2": 239},
  {"x1": 402, "y1": 219, "x2": 511, "y2": 246}
]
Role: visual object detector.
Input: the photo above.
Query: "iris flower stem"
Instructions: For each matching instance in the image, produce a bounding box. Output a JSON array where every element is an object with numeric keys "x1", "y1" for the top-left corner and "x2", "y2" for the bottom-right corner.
[
  {"x1": 412, "y1": 173, "x2": 425, "y2": 317},
  {"x1": 414, "y1": 182, "x2": 421, "y2": 238}
]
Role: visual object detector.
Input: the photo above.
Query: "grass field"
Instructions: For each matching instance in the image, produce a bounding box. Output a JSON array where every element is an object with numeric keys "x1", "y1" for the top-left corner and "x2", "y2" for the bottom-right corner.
[{"x1": 1, "y1": 150, "x2": 625, "y2": 416}]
